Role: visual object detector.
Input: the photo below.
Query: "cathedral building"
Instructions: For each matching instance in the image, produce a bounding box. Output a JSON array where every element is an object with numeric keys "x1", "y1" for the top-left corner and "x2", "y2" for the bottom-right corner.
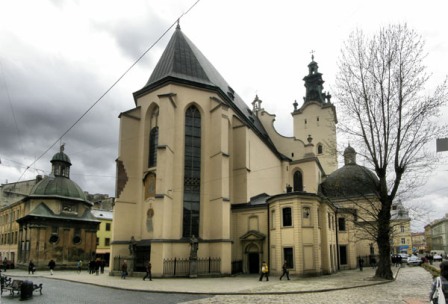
[{"x1": 110, "y1": 25, "x2": 407, "y2": 277}]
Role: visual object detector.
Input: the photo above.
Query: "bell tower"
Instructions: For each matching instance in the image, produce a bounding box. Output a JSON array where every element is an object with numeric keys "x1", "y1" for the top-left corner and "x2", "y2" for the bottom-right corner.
[{"x1": 292, "y1": 55, "x2": 337, "y2": 175}]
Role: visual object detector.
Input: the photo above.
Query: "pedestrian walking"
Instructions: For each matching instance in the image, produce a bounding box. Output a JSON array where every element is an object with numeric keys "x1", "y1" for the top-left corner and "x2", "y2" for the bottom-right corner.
[
  {"x1": 76, "y1": 260, "x2": 82, "y2": 274},
  {"x1": 95, "y1": 258, "x2": 101, "y2": 275},
  {"x1": 429, "y1": 260, "x2": 448, "y2": 303},
  {"x1": 259, "y1": 261, "x2": 269, "y2": 281},
  {"x1": 89, "y1": 260, "x2": 95, "y2": 274},
  {"x1": 48, "y1": 259, "x2": 56, "y2": 275},
  {"x1": 100, "y1": 260, "x2": 105, "y2": 274},
  {"x1": 369, "y1": 255, "x2": 377, "y2": 269},
  {"x1": 143, "y1": 261, "x2": 152, "y2": 281},
  {"x1": 121, "y1": 260, "x2": 128, "y2": 279},
  {"x1": 28, "y1": 260, "x2": 36, "y2": 274},
  {"x1": 279, "y1": 260, "x2": 290, "y2": 280},
  {"x1": 358, "y1": 257, "x2": 364, "y2": 271}
]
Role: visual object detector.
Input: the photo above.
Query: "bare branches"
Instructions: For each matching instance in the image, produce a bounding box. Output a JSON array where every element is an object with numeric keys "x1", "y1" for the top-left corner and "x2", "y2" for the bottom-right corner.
[
  {"x1": 336, "y1": 24, "x2": 448, "y2": 198},
  {"x1": 335, "y1": 24, "x2": 448, "y2": 279}
]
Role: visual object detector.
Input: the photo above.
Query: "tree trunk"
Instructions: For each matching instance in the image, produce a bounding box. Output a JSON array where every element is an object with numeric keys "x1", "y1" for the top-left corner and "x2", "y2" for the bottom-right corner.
[{"x1": 375, "y1": 199, "x2": 394, "y2": 280}]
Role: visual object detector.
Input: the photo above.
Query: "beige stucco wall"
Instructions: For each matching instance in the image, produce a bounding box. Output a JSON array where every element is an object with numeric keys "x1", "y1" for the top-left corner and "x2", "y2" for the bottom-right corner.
[
  {"x1": 267, "y1": 195, "x2": 336, "y2": 276},
  {"x1": 292, "y1": 102, "x2": 337, "y2": 175},
  {"x1": 112, "y1": 83, "x2": 290, "y2": 275}
]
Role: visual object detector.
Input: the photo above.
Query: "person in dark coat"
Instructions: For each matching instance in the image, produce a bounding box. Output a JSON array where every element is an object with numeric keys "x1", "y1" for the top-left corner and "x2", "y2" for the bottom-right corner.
[
  {"x1": 143, "y1": 261, "x2": 152, "y2": 281},
  {"x1": 100, "y1": 260, "x2": 105, "y2": 274},
  {"x1": 28, "y1": 260, "x2": 36, "y2": 274},
  {"x1": 279, "y1": 261, "x2": 290, "y2": 280},
  {"x1": 121, "y1": 260, "x2": 128, "y2": 279},
  {"x1": 48, "y1": 259, "x2": 56, "y2": 275},
  {"x1": 359, "y1": 257, "x2": 364, "y2": 271},
  {"x1": 89, "y1": 260, "x2": 95, "y2": 274}
]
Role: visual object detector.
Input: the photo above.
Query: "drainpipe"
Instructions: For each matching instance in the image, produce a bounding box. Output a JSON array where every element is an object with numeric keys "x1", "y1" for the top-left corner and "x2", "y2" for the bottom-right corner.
[
  {"x1": 267, "y1": 202, "x2": 270, "y2": 271},
  {"x1": 335, "y1": 208, "x2": 340, "y2": 271}
]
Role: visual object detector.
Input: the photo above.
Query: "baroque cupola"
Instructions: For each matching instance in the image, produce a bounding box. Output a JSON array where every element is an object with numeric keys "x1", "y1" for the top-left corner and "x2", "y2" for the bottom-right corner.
[
  {"x1": 29, "y1": 145, "x2": 88, "y2": 202},
  {"x1": 302, "y1": 55, "x2": 332, "y2": 104},
  {"x1": 50, "y1": 144, "x2": 71, "y2": 178}
]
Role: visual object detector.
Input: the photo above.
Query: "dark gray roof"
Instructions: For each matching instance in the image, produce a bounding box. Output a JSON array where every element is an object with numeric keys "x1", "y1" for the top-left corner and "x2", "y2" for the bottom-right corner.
[
  {"x1": 133, "y1": 25, "x2": 285, "y2": 160},
  {"x1": 320, "y1": 164, "x2": 379, "y2": 199},
  {"x1": 320, "y1": 146, "x2": 380, "y2": 199}
]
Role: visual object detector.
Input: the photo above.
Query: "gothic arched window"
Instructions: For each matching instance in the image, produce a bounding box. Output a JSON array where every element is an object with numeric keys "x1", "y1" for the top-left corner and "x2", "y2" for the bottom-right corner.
[{"x1": 183, "y1": 106, "x2": 201, "y2": 238}]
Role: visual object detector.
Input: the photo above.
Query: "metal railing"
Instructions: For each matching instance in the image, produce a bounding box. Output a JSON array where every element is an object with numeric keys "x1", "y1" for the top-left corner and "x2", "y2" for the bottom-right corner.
[{"x1": 163, "y1": 257, "x2": 221, "y2": 277}]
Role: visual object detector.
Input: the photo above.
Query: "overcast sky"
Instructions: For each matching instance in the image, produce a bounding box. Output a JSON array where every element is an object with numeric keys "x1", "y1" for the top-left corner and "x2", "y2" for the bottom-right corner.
[{"x1": 1, "y1": 0, "x2": 447, "y2": 231}]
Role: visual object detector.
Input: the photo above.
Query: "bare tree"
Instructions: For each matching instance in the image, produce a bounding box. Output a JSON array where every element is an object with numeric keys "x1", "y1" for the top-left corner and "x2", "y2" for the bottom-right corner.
[{"x1": 335, "y1": 24, "x2": 448, "y2": 280}]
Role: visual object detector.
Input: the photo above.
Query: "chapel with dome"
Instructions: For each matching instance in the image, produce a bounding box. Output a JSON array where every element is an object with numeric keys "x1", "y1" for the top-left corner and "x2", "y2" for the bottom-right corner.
[{"x1": 13, "y1": 145, "x2": 100, "y2": 268}]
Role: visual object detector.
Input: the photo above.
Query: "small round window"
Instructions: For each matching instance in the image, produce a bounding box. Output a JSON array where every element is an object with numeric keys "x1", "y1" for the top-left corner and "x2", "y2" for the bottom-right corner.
[
  {"x1": 73, "y1": 236, "x2": 81, "y2": 244},
  {"x1": 49, "y1": 235, "x2": 59, "y2": 244}
]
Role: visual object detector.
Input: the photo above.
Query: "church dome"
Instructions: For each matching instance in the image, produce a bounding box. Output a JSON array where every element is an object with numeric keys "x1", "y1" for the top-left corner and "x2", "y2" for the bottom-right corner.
[
  {"x1": 29, "y1": 145, "x2": 87, "y2": 201},
  {"x1": 29, "y1": 176, "x2": 87, "y2": 201},
  {"x1": 320, "y1": 146, "x2": 379, "y2": 198}
]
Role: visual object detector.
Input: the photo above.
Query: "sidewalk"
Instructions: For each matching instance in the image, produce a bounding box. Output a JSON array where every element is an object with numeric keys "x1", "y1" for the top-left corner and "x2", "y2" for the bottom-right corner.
[{"x1": 2, "y1": 266, "x2": 399, "y2": 295}]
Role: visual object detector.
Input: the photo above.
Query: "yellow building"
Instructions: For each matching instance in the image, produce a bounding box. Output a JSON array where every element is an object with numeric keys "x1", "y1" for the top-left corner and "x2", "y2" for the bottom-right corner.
[
  {"x1": 1, "y1": 177, "x2": 41, "y2": 266},
  {"x1": 91, "y1": 209, "x2": 113, "y2": 265},
  {"x1": 110, "y1": 25, "x2": 409, "y2": 277}
]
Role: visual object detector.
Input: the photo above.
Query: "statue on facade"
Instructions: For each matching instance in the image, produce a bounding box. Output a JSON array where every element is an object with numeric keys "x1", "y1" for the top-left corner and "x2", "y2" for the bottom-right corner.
[
  {"x1": 129, "y1": 236, "x2": 137, "y2": 256},
  {"x1": 189, "y1": 235, "x2": 198, "y2": 259}
]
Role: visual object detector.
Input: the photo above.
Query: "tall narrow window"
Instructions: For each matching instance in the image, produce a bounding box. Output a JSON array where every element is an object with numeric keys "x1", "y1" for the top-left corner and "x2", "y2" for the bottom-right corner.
[
  {"x1": 148, "y1": 126, "x2": 159, "y2": 167},
  {"x1": 339, "y1": 246, "x2": 347, "y2": 265},
  {"x1": 282, "y1": 207, "x2": 292, "y2": 227},
  {"x1": 283, "y1": 247, "x2": 294, "y2": 268},
  {"x1": 338, "y1": 217, "x2": 346, "y2": 231},
  {"x1": 293, "y1": 171, "x2": 303, "y2": 192},
  {"x1": 183, "y1": 106, "x2": 201, "y2": 238}
]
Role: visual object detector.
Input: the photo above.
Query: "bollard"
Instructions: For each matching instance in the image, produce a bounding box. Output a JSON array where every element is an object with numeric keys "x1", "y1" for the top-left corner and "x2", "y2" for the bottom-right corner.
[{"x1": 20, "y1": 280, "x2": 33, "y2": 301}]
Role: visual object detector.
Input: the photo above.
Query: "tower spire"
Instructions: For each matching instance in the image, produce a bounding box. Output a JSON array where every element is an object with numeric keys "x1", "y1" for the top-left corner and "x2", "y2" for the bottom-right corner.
[{"x1": 302, "y1": 53, "x2": 331, "y2": 104}]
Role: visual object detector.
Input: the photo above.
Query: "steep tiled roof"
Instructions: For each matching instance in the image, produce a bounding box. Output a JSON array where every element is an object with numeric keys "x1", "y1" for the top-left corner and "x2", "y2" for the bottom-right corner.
[{"x1": 133, "y1": 25, "x2": 284, "y2": 159}]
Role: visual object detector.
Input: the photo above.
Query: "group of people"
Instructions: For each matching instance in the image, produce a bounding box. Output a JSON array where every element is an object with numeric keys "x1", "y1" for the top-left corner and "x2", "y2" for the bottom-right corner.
[
  {"x1": 120, "y1": 260, "x2": 152, "y2": 281},
  {"x1": 391, "y1": 255, "x2": 403, "y2": 267},
  {"x1": 357, "y1": 255, "x2": 378, "y2": 271},
  {"x1": 27, "y1": 258, "x2": 108, "y2": 275},
  {"x1": 259, "y1": 260, "x2": 290, "y2": 281},
  {"x1": 88, "y1": 259, "x2": 106, "y2": 275},
  {"x1": 28, "y1": 259, "x2": 56, "y2": 275}
]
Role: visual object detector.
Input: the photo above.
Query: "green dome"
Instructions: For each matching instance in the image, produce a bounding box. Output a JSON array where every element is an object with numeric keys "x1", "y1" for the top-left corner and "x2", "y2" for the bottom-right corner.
[{"x1": 30, "y1": 175, "x2": 86, "y2": 201}]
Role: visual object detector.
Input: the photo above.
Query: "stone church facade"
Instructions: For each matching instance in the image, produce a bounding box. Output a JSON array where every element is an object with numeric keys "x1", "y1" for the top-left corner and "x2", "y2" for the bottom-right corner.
[{"x1": 110, "y1": 25, "x2": 399, "y2": 277}]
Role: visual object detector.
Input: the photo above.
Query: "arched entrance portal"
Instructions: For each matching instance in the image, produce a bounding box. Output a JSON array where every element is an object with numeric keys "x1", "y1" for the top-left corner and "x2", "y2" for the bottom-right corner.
[{"x1": 240, "y1": 230, "x2": 265, "y2": 274}]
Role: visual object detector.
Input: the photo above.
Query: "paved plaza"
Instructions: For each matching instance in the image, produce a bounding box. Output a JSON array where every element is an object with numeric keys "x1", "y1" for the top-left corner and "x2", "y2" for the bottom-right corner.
[{"x1": 1, "y1": 265, "x2": 433, "y2": 303}]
